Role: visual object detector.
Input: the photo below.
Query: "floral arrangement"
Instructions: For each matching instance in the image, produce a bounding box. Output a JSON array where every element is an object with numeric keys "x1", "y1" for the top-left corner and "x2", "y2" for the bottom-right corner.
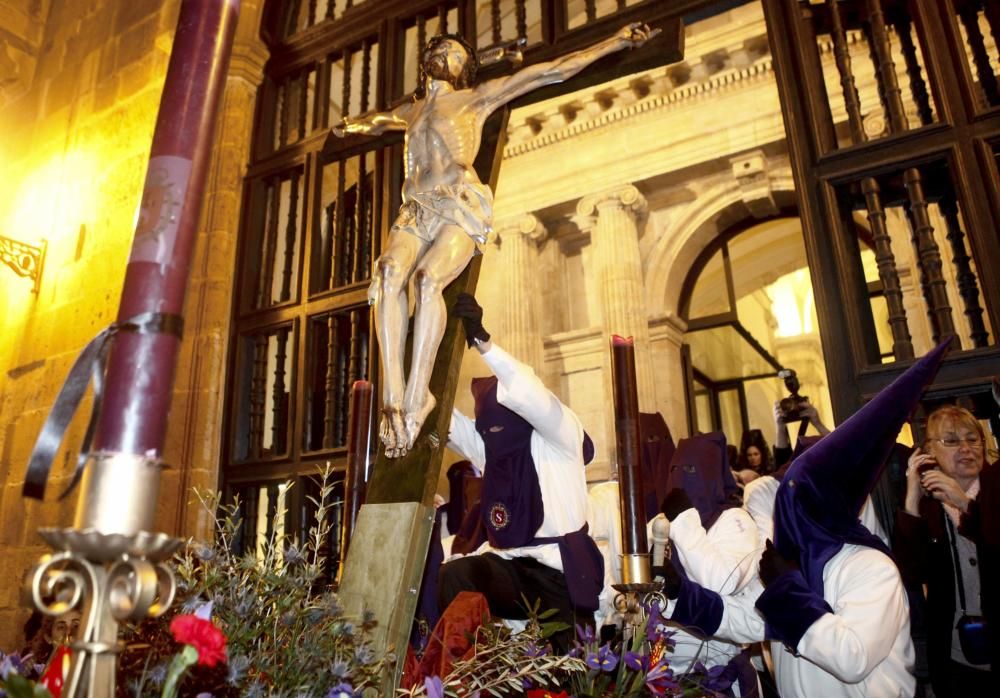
[
  {"x1": 401, "y1": 601, "x2": 737, "y2": 698},
  {"x1": 0, "y1": 652, "x2": 51, "y2": 698},
  {"x1": 120, "y1": 466, "x2": 394, "y2": 697},
  {"x1": 398, "y1": 601, "x2": 587, "y2": 698}
]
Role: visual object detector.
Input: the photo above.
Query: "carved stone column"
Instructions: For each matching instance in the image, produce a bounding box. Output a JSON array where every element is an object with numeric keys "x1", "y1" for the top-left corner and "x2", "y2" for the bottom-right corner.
[
  {"x1": 495, "y1": 214, "x2": 547, "y2": 372},
  {"x1": 576, "y1": 184, "x2": 655, "y2": 411}
]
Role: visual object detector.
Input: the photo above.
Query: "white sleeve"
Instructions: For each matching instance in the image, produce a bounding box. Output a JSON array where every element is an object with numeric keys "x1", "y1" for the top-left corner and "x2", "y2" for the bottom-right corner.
[
  {"x1": 447, "y1": 408, "x2": 486, "y2": 471},
  {"x1": 481, "y1": 343, "x2": 582, "y2": 458},
  {"x1": 796, "y1": 548, "x2": 909, "y2": 683},
  {"x1": 669, "y1": 508, "x2": 760, "y2": 595},
  {"x1": 717, "y1": 578, "x2": 767, "y2": 644}
]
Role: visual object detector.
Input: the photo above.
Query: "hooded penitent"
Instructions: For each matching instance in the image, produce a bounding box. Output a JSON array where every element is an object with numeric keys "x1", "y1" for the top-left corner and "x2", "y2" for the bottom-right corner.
[
  {"x1": 640, "y1": 412, "x2": 676, "y2": 523},
  {"x1": 771, "y1": 339, "x2": 951, "y2": 598},
  {"x1": 445, "y1": 460, "x2": 478, "y2": 536},
  {"x1": 664, "y1": 431, "x2": 741, "y2": 529},
  {"x1": 471, "y1": 375, "x2": 603, "y2": 612}
]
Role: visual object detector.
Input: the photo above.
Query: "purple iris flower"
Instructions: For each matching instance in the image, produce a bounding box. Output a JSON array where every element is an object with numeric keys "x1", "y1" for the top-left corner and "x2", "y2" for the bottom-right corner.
[
  {"x1": 623, "y1": 650, "x2": 648, "y2": 672},
  {"x1": 424, "y1": 675, "x2": 445, "y2": 698},
  {"x1": 524, "y1": 642, "x2": 547, "y2": 658},
  {"x1": 575, "y1": 623, "x2": 596, "y2": 645},
  {"x1": 645, "y1": 603, "x2": 665, "y2": 642},
  {"x1": 585, "y1": 644, "x2": 619, "y2": 672},
  {"x1": 645, "y1": 662, "x2": 678, "y2": 695},
  {"x1": 701, "y1": 662, "x2": 735, "y2": 693}
]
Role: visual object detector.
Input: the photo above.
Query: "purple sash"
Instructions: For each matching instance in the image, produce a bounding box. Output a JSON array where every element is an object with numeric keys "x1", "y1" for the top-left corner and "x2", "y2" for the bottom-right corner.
[{"x1": 532, "y1": 524, "x2": 604, "y2": 612}]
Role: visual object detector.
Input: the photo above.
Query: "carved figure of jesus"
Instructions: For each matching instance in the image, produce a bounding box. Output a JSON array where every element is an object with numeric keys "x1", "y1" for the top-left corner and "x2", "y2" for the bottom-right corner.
[{"x1": 332, "y1": 23, "x2": 657, "y2": 458}]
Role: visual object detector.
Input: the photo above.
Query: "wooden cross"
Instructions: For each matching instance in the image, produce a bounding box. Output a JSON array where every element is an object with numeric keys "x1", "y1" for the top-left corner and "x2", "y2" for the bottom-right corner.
[{"x1": 338, "y1": 20, "x2": 684, "y2": 688}]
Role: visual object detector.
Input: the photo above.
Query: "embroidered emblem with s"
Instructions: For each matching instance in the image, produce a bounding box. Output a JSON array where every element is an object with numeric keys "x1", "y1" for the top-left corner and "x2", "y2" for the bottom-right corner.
[{"x1": 489, "y1": 502, "x2": 510, "y2": 530}]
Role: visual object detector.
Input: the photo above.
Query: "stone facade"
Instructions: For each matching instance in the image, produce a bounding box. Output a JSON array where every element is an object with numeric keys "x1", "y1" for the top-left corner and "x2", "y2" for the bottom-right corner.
[{"x1": 0, "y1": 0, "x2": 268, "y2": 648}]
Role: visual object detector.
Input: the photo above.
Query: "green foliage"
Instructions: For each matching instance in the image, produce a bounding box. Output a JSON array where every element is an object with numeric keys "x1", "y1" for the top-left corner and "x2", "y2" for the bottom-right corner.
[
  {"x1": 0, "y1": 672, "x2": 54, "y2": 698},
  {"x1": 398, "y1": 601, "x2": 587, "y2": 698},
  {"x1": 120, "y1": 466, "x2": 393, "y2": 697}
]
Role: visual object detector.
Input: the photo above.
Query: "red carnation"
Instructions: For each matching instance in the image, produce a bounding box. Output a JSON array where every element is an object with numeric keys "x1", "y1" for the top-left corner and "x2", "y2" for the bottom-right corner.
[{"x1": 169, "y1": 614, "x2": 228, "y2": 667}]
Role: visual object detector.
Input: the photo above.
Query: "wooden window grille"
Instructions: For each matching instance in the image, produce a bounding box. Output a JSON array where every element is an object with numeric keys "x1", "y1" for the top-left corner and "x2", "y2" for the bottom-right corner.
[
  {"x1": 764, "y1": 0, "x2": 1000, "y2": 418},
  {"x1": 227, "y1": 0, "x2": 686, "y2": 563}
]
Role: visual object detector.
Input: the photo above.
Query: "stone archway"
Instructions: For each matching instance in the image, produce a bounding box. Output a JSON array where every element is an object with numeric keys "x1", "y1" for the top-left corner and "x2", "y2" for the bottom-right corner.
[{"x1": 645, "y1": 173, "x2": 797, "y2": 320}]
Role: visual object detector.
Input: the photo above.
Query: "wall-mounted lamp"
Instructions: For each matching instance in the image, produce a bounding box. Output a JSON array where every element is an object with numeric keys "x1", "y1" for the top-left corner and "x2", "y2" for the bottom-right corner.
[{"x1": 0, "y1": 235, "x2": 46, "y2": 293}]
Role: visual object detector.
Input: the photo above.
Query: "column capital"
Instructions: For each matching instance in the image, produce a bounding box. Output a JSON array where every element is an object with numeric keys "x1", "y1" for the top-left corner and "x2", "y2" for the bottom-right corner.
[
  {"x1": 576, "y1": 183, "x2": 648, "y2": 219},
  {"x1": 228, "y1": 38, "x2": 269, "y2": 87},
  {"x1": 495, "y1": 213, "x2": 547, "y2": 245}
]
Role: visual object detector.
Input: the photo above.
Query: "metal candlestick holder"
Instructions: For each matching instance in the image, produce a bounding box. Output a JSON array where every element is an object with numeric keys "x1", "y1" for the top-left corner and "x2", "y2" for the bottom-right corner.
[{"x1": 27, "y1": 453, "x2": 181, "y2": 696}]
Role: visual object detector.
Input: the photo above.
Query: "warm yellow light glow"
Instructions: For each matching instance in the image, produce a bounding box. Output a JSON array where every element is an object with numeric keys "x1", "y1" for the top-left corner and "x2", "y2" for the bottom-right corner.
[
  {"x1": 767, "y1": 268, "x2": 818, "y2": 338},
  {"x1": 4, "y1": 148, "x2": 99, "y2": 250}
]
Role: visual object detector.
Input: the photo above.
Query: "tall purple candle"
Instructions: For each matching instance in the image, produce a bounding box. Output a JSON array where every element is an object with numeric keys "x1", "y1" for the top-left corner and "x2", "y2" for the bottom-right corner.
[
  {"x1": 92, "y1": 0, "x2": 240, "y2": 458},
  {"x1": 611, "y1": 335, "x2": 650, "y2": 582}
]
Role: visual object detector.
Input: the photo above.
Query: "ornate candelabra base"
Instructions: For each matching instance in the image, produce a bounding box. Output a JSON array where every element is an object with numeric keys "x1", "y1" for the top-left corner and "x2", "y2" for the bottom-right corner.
[
  {"x1": 29, "y1": 528, "x2": 181, "y2": 696},
  {"x1": 612, "y1": 580, "x2": 667, "y2": 642}
]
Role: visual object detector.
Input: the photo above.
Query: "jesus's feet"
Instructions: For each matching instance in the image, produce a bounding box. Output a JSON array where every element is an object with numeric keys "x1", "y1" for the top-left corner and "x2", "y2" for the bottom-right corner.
[
  {"x1": 379, "y1": 405, "x2": 408, "y2": 458},
  {"x1": 402, "y1": 392, "x2": 436, "y2": 451}
]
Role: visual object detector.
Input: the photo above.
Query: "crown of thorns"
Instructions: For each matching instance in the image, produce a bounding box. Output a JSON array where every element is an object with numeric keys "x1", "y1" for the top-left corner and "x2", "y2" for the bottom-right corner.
[{"x1": 417, "y1": 33, "x2": 479, "y2": 93}]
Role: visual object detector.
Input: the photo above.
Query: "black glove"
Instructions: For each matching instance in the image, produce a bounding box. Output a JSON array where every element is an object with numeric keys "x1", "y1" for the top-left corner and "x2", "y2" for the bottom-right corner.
[
  {"x1": 660, "y1": 488, "x2": 694, "y2": 522},
  {"x1": 652, "y1": 561, "x2": 682, "y2": 600},
  {"x1": 452, "y1": 293, "x2": 491, "y2": 348},
  {"x1": 758, "y1": 539, "x2": 800, "y2": 588}
]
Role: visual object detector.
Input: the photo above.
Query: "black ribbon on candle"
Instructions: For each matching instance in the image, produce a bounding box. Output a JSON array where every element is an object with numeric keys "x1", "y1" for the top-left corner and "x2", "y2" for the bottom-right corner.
[{"x1": 22, "y1": 311, "x2": 184, "y2": 501}]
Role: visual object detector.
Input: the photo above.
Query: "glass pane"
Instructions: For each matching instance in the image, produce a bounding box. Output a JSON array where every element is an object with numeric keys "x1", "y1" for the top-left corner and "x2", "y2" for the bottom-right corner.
[
  {"x1": 315, "y1": 150, "x2": 378, "y2": 293},
  {"x1": 475, "y1": 0, "x2": 545, "y2": 47},
  {"x1": 305, "y1": 307, "x2": 371, "y2": 451},
  {"x1": 954, "y1": 4, "x2": 1000, "y2": 112},
  {"x1": 693, "y1": 379, "x2": 713, "y2": 434},
  {"x1": 718, "y1": 388, "x2": 743, "y2": 449},
  {"x1": 808, "y1": 1, "x2": 940, "y2": 150},
  {"x1": 245, "y1": 171, "x2": 306, "y2": 309},
  {"x1": 688, "y1": 249, "x2": 729, "y2": 318},
  {"x1": 742, "y1": 376, "x2": 783, "y2": 445},
  {"x1": 232, "y1": 325, "x2": 295, "y2": 461},
  {"x1": 687, "y1": 324, "x2": 775, "y2": 383},
  {"x1": 329, "y1": 39, "x2": 381, "y2": 127}
]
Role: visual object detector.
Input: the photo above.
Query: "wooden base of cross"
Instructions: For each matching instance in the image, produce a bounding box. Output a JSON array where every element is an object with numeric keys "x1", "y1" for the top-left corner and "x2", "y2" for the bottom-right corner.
[{"x1": 338, "y1": 109, "x2": 509, "y2": 690}]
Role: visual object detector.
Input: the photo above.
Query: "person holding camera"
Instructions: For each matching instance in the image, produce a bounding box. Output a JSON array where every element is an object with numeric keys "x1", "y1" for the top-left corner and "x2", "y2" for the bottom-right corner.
[
  {"x1": 773, "y1": 368, "x2": 830, "y2": 469},
  {"x1": 894, "y1": 405, "x2": 995, "y2": 693}
]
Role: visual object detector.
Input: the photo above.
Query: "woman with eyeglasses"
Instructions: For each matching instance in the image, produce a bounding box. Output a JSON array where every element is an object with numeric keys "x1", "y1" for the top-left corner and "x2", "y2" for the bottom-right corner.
[{"x1": 894, "y1": 405, "x2": 996, "y2": 694}]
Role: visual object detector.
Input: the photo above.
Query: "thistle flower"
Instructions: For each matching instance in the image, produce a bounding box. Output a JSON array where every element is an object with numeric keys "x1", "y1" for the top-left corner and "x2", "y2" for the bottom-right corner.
[
  {"x1": 326, "y1": 682, "x2": 356, "y2": 698},
  {"x1": 283, "y1": 543, "x2": 307, "y2": 566},
  {"x1": 330, "y1": 659, "x2": 350, "y2": 678},
  {"x1": 226, "y1": 654, "x2": 250, "y2": 685},
  {"x1": 149, "y1": 662, "x2": 169, "y2": 686},
  {"x1": 354, "y1": 645, "x2": 374, "y2": 665},
  {"x1": 193, "y1": 544, "x2": 216, "y2": 561}
]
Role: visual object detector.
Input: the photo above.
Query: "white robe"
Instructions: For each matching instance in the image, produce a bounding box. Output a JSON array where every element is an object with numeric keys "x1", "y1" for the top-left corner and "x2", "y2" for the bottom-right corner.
[
  {"x1": 704, "y1": 545, "x2": 916, "y2": 698},
  {"x1": 665, "y1": 506, "x2": 759, "y2": 679},
  {"x1": 447, "y1": 343, "x2": 589, "y2": 572}
]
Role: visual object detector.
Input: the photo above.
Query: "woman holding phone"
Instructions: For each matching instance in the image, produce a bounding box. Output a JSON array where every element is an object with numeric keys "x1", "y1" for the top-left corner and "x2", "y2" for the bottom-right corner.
[{"x1": 895, "y1": 405, "x2": 995, "y2": 694}]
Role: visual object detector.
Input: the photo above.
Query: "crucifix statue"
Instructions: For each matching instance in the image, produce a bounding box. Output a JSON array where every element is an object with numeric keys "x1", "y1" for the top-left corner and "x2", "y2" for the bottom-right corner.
[{"x1": 332, "y1": 22, "x2": 658, "y2": 458}]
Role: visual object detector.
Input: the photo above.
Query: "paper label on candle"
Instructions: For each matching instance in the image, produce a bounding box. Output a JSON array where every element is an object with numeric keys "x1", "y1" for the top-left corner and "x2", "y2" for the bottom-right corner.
[{"x1": 130, "y1": 155, "x2": 192, "y2": 266}]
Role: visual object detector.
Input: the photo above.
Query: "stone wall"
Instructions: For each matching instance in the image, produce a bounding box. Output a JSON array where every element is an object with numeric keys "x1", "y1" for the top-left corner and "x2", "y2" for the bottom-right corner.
[{"x1": 0, "y1": 0, "x2": 266, "y2": 649}]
